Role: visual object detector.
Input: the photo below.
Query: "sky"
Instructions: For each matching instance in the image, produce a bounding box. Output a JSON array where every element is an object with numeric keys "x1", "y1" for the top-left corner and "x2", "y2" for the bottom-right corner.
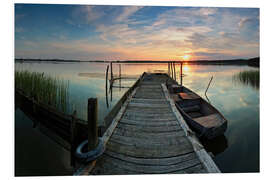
[{"x1": 14, "y1": 4, "x2": 259, "y2": 61}]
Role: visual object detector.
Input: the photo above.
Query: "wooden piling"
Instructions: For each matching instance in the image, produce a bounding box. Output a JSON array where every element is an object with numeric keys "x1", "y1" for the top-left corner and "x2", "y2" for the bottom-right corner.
[
  {"x1": 119, "y1": 64, "x2": 121, "y2": 79},
  {"x1": 110, "y1": 62, "x2": 113, "y2": 81},
  {"x1": 180, "y1": 62, "x2": 183, "y2": 86},
  {"x1": 168, "y1": 63, "x2": 170, "y2": 76},
  {"x1": 173, "y1": 62, "x2": 176, "y2": 80},
  {"x1": 88, "y1": 98, "x2": 98, "y2": 151},
  {"x1": 119, "y1": 64, "x2": 121, "y2": 91},
  {"x1": 105, "y1": 65, "x2": 109, "y2": 107},
  {"x1": 105, "y1": 65, "x2": 109, "y2": 92},
  {"x1": 170, "y1": 63, "x2": 173, "y2": 77},
  {"x1": 70, "y1": 110, "x2": 77, "y2": 166}
]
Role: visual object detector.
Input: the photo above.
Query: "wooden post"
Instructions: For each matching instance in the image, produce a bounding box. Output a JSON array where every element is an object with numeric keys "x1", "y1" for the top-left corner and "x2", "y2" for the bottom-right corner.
[
  {"x1": 70, "y1": 110, "x2": 77, "y2": 166},
  {"x1": 105, "y1": 65, "x2": 109, "y2": 91},
  {"x1": 105, "y1": 65, "x2": 109, "y2": 93},
  {"x1": 173, "y1": 62, "x2": 176, "y2": 81},
  {"x1": 172, "y1": 62, "x2": 175, "y2": 80},
  {"x1": 110, "y1": 62, "x2": 113, "y2": 81},
  {"x1": 88, "y1": 98, "x2": 98, "y2": 151},
  {"x1": 180, "y1": 62, "x2": 183, "y2": 86},
  {"x1": 170, "y1": 63, "x2": 172, "y2": 78},
  {"x1": 168, "y1": 63, "x2": 170, "y2": 76},
  {"x1": 119, "y1": 64, "x2": 121, "y2": 91},
  {"x1": 105, "y1": 65, "x2": 109, "y2": 108},
  {"x1": 119, "y1": 64, "x2": 121, "y2": 79}
]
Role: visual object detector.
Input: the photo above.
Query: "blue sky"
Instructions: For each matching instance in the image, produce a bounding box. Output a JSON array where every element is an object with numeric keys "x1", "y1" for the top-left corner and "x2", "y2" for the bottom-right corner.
[{"x1": 15, "y1": 4, "x2": 259, "y2": 61}]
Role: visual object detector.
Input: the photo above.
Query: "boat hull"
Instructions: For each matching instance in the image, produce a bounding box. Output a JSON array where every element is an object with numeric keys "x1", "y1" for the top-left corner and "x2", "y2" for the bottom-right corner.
[{"x1": 172, "y1": 86, "x2": 228, "y2": 140}]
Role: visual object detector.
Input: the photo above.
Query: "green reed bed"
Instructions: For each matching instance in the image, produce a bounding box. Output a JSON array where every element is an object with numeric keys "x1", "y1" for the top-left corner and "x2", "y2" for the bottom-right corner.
[
  {"x1": 234, "y1": 70, "x2": 259, "y2": 89},
  {"x1": 15, "y1": 70, "x2": 70, "y2": 113}
]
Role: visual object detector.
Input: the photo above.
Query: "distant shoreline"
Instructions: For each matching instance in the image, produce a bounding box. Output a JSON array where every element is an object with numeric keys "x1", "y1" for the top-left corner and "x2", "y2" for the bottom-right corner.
[{"x1": 15, "y1": 57, "x2": 259, "y2": 67}]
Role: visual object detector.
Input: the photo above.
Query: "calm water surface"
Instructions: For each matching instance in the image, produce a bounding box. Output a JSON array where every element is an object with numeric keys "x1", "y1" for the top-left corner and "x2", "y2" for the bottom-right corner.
[{"x1": 15, "y1": 62, "x2": 259, "y2": 175}]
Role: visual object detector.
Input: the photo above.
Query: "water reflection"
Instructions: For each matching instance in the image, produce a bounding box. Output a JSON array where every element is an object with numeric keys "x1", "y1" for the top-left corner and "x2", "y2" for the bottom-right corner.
[
  {"x1": 201, "y1": 135, "x2": 228, "y2": 156},
  {"x1": 15, "y1": 62, "x2": 259, "y2": 173},
  {"x1": 233, "y1": 70, "x2": 259, "y2": 90}
]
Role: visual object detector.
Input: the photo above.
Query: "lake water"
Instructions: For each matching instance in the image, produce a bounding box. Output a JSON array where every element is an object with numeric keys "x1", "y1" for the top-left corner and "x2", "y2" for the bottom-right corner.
[{"x1": 15, "y1": 61, "x2": 259, "y2": 175}]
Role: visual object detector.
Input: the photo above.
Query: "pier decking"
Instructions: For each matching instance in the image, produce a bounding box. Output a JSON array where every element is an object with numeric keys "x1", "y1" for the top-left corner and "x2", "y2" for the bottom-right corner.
[{"x1": 83, "y1": 73, "x2": 220, "y2": 175}]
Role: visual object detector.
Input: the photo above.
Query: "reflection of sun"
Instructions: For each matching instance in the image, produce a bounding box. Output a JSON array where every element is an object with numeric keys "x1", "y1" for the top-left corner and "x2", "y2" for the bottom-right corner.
[
  {"x1": 183, "y1": 55, "x2": 191, "y2": 60},
  {"x1": 183, "y1": 65, "x2": 190, "y2": 72}
]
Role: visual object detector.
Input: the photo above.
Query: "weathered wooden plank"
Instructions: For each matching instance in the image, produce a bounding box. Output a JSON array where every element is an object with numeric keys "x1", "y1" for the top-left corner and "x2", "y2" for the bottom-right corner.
[
  {"x1": 182, "y1": 105, "x2": 200, "y2": 113},
  {"x1": 161, "y1": 83, "x2": 220, "y2": 173},
  {"x1": 110, "y1": 133, "x2": 190, "y2": 147},
  {"x1": 121, "y1": 116, "x2": 177, "y2": 122},
  {"x1": 161, "y1": 83, "x2": 190, "y2": 136},
  {"x1": 128, "y1": 102, "x2": 170, "y2": 108},
  {"x1": 125, "y1": 109, "x2": 172, "y2": 115},
  {"x1": 105, "y1": 150, "x2": 198, "y2": 166},
  {"x1": 113, "y1": 127, "x2": 186, "y2": 139},
  {"x1": 117, "y1": 122, "x2": 182, "y2": 133},
  {"x1": 120, "y1": 118, "x2": 179, "y2": 126},
  {"x1": 137, "y1": 89, "x2": 163, "y2": 93},
  {"x1": 98, "y1": 154, "x2": 201, "y2": 174},
  {"x1": 187, "y1": 111, "x2": 203, "y2": 118},
  {"x1": 130, "y1": 98, "x2": 167, "y2": 104},
  {"x1": 101, "y1": 87, "x2": 139, "y2": 145},
  {"x1": 107, "y1": 140, "x2": 194, "y2": 158},
  {"x1": 123, "y1": 112, "x2": 176, "y2": 119},
  {"x1": 133, "y1": 95, "x2": 164, "y2": 99},
  {"x1": 195, "y1": 149, "x2": 221, "y2": 173},
  {"x1": 126, "y1": 107, "x2": 172, "y2": 114},
  {"x1": 171, "y1": 164, "x2": 208, "y2": 174},
  {"x1": 134, "y1": 93, "x2": 165, "y2": 98},
  {"x1": 89, "y1": 74, "x2": 220, "y2": 175},
  {"x1": 91, "y1": 156, "x2": 137, "y2": 175}
]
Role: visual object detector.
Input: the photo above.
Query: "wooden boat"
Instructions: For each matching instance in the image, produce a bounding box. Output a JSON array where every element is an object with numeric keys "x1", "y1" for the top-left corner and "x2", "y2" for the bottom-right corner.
[{"x1": 169, "y1": 84, "x2": 227, "y2": 140}]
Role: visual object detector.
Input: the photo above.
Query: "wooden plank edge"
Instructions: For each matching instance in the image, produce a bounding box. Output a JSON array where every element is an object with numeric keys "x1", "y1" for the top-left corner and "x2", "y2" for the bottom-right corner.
[
  {"x1": 161, "y1": 83, "x2": 221, "y2": 173},
  {"x1": 73, "y1": 161, "x2": 96, "y2": 176},
  {"x1": 101, "y1": 86, "x2": 139, "y2": 144},
  {"x1": 74, "y1": 86, "x2": 139, "y2": 175}
]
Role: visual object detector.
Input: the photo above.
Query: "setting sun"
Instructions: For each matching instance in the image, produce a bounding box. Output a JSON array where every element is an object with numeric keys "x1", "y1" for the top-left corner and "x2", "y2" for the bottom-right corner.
[{"x1": 183, "y1": 55, "x2": 191, "y2": 60}]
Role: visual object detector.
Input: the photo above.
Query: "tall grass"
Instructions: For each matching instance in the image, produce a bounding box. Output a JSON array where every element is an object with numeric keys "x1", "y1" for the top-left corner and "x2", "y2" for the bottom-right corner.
[
  {"x1": 15, "y1": 70, "x2": 70, "y2": 113},
  {"x1": 233, "y1": 70, "x2": 259, "y2": 89}
]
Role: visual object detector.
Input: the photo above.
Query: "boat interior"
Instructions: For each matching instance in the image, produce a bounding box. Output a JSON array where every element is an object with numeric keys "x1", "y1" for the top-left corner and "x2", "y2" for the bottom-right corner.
[{"x1": 169, "y1": 84, "x2": 225, "y2": 128}]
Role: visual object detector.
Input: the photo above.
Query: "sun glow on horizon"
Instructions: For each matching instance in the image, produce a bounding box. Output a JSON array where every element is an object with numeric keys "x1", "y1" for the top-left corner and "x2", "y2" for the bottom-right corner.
[{"x1": 182, "y1": 55, "x2": 191, "y2": 61}]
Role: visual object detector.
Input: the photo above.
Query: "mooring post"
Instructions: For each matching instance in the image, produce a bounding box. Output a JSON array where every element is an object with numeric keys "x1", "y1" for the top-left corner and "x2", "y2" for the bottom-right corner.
[
  {"x1": 119, "y1": 64, "x2": 121, "y2": 79},
  {"x1": 168, "y1": 62, "x2": 170, "y2": 76},
  {"x1": 170, "y1": 63, "x2": 173, "y2": 78},
  {"x1": 172, "y1": 62, "x2": 175, "y2": 80},
  {"x1": 105, "y1": 65, "x2": 109, "y2": 93},
  {"x1": 88, "y1": 98, "x2": 98, "y2": 151},
  {"x1": 70, "y1": 110, "x2": 77, "y2": 167},
  {"x1": 180, "y1": 62, "x2": 183, "y2": 86},
  {"x1": 105, "y1": 65, "x2": 109, "y2": 108},
  {"x1": 119, "y1": 64, "x2": 121, "y2": 91},
  {"x1": 173, "y1": 62, "x2": 176, "y2": 81},
  {"x1": 110, "y1": 62, "x2": 113, "y2": 81}
]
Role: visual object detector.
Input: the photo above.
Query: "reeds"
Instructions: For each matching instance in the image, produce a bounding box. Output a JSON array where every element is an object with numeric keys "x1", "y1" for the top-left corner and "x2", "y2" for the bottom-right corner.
[
  {"x1": 233, "y1": 70, "x2": 259, "y2": 89},
  {"x1": 15, "y1": 70, "x2": 70, "y2": 113}
]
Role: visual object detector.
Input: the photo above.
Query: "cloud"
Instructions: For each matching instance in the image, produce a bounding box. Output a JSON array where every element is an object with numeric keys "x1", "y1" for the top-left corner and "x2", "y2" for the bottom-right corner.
[
  {"x1": 15, "y1": 5, "x2": 259, "y2": 61},
  {"x1": 198, "y1": 8, "x2": 217, "y2": 16},
  {"x1": 238, "y1": 17, "x2": 256, "y2": 28},
  {"x1": 71, "y1": 6, "x2": 105, "y2": 24},
  {"x1": 115, "y1": 6, "x2": 143, "y2": 22}
]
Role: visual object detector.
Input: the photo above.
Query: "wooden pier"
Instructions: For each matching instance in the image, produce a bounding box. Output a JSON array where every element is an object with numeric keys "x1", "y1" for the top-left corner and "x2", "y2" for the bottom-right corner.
[{"x1": 77, "y1": 73, "x2": 220, "y2": 175}]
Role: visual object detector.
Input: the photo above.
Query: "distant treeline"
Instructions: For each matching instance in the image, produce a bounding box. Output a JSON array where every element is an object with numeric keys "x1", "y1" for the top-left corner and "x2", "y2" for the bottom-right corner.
[
  {"x1": 247, "y1": 57, "x2": 260, "y2": 67},
  {"x1": 15, "y1": 57, "x2": 259, "y2": 66}
]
